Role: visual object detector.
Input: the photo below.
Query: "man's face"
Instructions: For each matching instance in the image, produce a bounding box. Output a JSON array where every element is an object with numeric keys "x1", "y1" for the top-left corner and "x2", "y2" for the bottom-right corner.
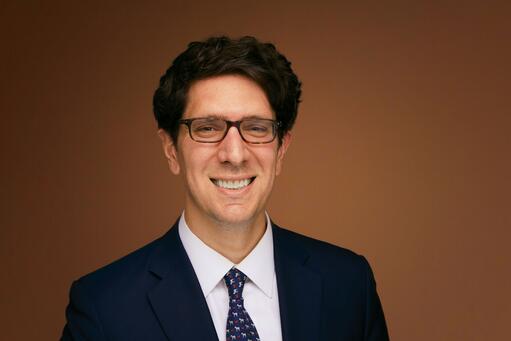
[{"x1": 159, "y1": 74, "x2": 291, "y2": 227}]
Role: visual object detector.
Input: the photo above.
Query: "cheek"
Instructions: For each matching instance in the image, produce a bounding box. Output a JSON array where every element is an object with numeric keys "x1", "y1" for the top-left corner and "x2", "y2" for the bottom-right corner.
[
  {"x1": 183, "y1": 150, "x2": 212, "y2": 181},
  {"x1": 258, "y1": 150, "x2": 280, "y2": 176}
]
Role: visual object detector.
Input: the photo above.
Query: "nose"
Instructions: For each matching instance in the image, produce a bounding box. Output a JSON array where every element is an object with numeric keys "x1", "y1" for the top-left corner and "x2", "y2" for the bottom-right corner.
[{"x1": 217, "y1": 126, "x2": 248, "y2": 166}]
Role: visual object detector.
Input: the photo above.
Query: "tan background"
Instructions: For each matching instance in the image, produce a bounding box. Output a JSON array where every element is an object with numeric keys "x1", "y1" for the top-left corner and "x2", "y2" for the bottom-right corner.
[{"x1": 1, "y1": 1, "x2": 510, "y2": 340}]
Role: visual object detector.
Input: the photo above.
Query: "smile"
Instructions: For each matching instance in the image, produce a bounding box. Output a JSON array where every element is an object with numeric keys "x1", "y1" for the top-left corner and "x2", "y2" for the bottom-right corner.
[{"x1": 211, "y1": 177, "x2": 255, "y2": 190}]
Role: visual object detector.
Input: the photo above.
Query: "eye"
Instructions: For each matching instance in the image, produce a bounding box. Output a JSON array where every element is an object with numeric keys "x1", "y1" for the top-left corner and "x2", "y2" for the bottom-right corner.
[
  {"x1": 242, "y1": 120, "x2": 271, "y2": 136},
  {"x1": 248, "y1": 125, "x2": 268, "y2": 132},
  {"x1": 195, "y1": 124, "x2": 220, "y2": 132},
  {"x1": 191, "y1": 119, "x2": 226, "y2": 138}
]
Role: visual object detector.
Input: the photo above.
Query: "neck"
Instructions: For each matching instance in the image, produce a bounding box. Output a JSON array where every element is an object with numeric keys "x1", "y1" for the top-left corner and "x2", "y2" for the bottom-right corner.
[{"x1": 183, "y1": 209, "x2": 267, "y2": 264}]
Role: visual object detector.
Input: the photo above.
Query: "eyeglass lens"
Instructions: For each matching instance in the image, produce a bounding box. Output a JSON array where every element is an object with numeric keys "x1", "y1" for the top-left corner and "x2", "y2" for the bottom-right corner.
[{"x1": 189, "y1": 118, "x2": 275, "y2": 143}]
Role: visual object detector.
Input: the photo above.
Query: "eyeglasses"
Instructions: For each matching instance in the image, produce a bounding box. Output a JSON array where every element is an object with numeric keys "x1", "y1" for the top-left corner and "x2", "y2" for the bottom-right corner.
[{"x1": 179, "y1": 117, "x2": 281, "y2": 144}]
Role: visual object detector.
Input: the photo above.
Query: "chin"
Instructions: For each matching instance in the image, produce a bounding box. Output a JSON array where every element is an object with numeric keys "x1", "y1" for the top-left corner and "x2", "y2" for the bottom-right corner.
[{"x1": 211, "y1": 207, "x2": 260, "y2": 228}]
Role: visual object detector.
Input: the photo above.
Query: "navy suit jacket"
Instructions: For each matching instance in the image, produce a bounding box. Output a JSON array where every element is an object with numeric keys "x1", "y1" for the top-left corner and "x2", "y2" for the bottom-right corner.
[{"x1": 62, "y1": 222, "x2": 389, "y2": 340}]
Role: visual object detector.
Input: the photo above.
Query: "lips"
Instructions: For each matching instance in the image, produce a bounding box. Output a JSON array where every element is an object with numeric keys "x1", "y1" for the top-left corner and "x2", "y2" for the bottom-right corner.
[{"x1": 211, "y1": 177, "x2": 255, "y2": 190}]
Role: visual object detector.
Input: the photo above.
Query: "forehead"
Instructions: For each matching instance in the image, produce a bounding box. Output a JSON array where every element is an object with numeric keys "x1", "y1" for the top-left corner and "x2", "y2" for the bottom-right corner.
[{"x1": 184, "y1": 74, "x2": 274, "y2": 120}]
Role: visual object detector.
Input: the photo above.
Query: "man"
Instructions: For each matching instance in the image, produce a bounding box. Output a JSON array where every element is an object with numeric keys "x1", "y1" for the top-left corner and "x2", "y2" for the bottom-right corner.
[{"x1": 62, "y1": 36, "x2": 389, "y2": 341}]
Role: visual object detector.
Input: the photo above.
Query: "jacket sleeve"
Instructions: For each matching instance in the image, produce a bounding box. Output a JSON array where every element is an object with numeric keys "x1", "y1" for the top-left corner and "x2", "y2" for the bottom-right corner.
[
  {"x1": 61, "y1": 280, "x2": 106, "y2": 341},
  {"x1": 362, "y1": 256, "x2": 390, "y2": 341}
]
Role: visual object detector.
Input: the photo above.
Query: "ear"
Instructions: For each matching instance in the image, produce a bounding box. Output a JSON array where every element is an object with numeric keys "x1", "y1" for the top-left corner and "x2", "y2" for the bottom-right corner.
[
  {"x1": 157, "y1": 129, "x2": 180, "y2": 175},
  {"x1": 275, "y1": 132, "x2": 292, "y2": 176}
]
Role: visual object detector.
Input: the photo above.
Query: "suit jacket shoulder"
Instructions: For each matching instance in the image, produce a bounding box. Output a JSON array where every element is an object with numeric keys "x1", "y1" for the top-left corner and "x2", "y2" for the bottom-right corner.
[
  {"x1": 75, "y1": 234, "x2": 164, "y2": 300},
  {"x1": 62, "y1": 225, "x2": 218, "y2": 341},
  {"x1": 272, "y1": 224, "x2": 389, "y2": 341},
  {"x1": 274, "y1": 224, "x2": 364, "y2": 261}
]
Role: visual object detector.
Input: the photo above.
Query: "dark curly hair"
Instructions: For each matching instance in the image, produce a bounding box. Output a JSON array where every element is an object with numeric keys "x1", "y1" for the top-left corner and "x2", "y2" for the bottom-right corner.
[{"x1": 153, "y1": 36, "x2": 302, "y2": 145}]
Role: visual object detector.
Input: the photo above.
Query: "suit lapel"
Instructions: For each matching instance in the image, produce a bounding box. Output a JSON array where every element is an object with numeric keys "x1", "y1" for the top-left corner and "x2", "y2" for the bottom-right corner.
[
  {"x1": 147, "y1": 225, "x2": 218, "y2": 341},
  {"x1": 273, "y1": 224, "x2": 322, "y2": 341}
]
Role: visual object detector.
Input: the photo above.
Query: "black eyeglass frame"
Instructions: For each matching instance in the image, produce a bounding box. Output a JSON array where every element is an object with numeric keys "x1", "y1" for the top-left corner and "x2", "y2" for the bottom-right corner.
[{"x1": 178, "y1": 117, "x2": 282, "y2": 144}]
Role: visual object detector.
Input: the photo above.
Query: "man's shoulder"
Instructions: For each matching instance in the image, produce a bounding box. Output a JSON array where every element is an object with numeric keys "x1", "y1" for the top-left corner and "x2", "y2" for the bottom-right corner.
[
  {"x1": 273, "y1": 224, "x2": 362, "y2": 258},
  {"x1": 273, "y1": 224, "x2": 371, "y2": 276},
  {"x1": 72, "y1": 232, "x2": 168, "y2": 301}
]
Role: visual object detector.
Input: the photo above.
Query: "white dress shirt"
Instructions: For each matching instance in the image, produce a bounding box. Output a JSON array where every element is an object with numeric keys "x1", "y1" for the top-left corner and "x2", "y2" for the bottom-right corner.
[{"x1": 178, "y1": 213, "x2": 283, "y2": 341}]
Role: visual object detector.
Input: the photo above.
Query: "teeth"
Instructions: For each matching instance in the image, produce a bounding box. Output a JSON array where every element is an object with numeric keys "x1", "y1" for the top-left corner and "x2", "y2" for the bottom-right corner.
[{"x1": 214, "y1": 178, "x2": 252, "y2": 190}]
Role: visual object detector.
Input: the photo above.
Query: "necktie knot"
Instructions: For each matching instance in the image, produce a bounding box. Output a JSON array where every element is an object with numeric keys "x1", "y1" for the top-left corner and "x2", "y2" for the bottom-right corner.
[{"x1": 223, "y1": 268, "x2": 247, "y2": 300}]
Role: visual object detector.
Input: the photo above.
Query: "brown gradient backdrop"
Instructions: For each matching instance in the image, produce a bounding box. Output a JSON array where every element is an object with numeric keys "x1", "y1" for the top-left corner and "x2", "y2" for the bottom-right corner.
[{"x1": 1, "y1": 1, "x2": 510, "y2": 340}]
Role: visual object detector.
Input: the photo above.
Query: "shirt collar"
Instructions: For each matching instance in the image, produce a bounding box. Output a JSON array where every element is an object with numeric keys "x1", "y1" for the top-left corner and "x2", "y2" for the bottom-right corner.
[{"x1": 178, "y1": 213, "x2": 275, "y2": 299}]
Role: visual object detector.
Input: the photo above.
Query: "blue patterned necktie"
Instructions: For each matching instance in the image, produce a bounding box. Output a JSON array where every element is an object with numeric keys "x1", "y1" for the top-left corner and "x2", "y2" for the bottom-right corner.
[{"x1": 223, "y1": 268, "x2": 261, "y2": 341}]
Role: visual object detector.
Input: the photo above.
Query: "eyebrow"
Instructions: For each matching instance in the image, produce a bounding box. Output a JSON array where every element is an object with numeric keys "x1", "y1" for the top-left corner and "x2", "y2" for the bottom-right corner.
[{"x1": 197, "y1": 114, "x2": 272, "y2": 120}]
